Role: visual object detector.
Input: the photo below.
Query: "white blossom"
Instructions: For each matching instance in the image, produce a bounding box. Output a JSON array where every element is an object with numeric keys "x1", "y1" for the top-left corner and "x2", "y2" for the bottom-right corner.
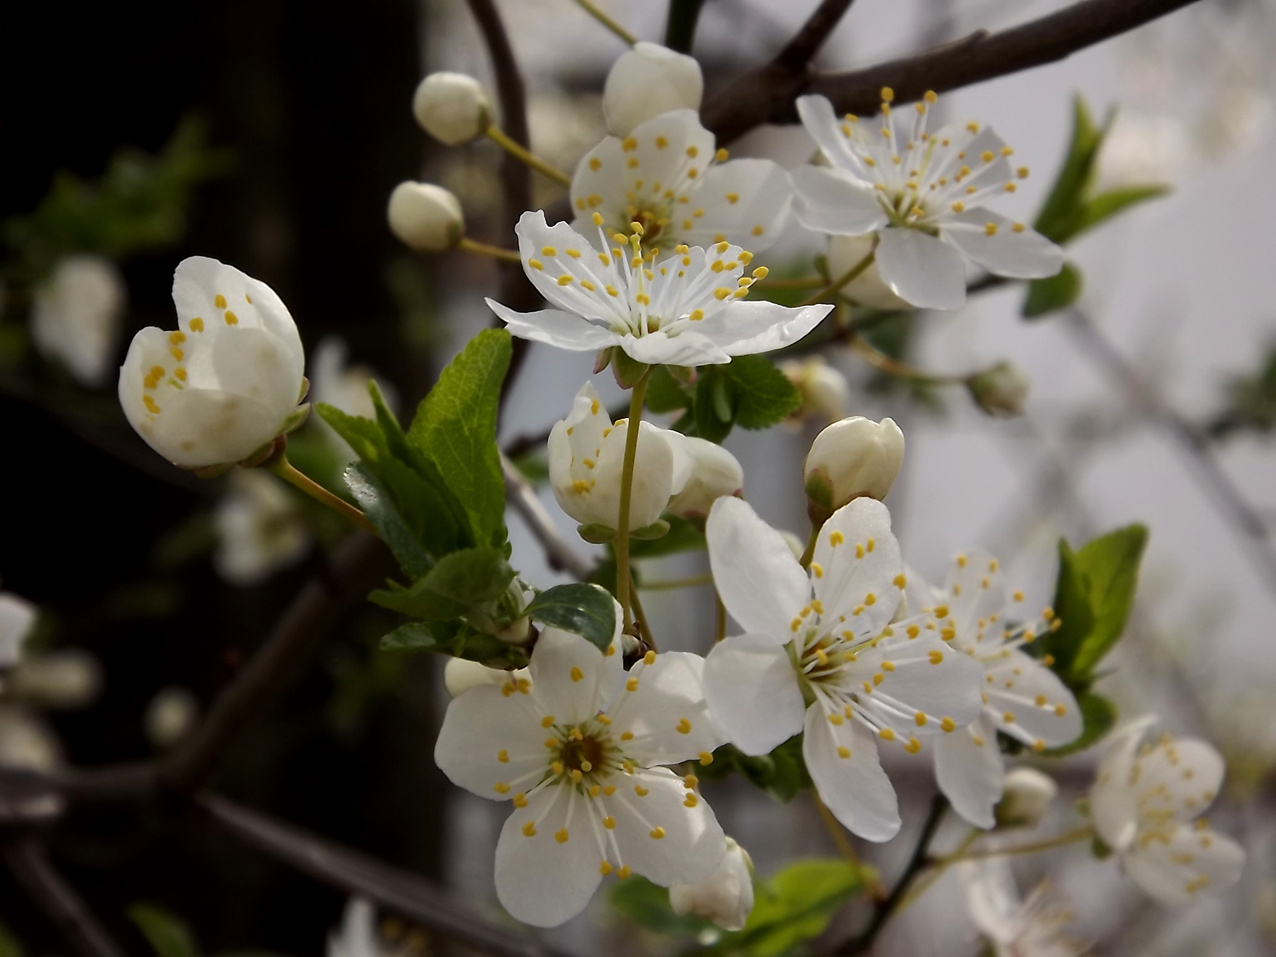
[
  {"x1": 792, "y1": 91, "x2": 1063, "y2": 309},
  {"x1": 0, "y1": 592, "x2": 37, "y2": 670},
  {"x1": 488, "y1": 211, "x2": 830, "y2": 366},
  {"x1": 702, "y1": 497, "x2": 982, "y2": 841},
  {"x1": 387, "y1": 181, "x2": 465, "y2": 252},
  {"x1": 824, "y1": 234, "x2": 907, "y2": 309},
  {"x1": 781, "y1": 356, "x2": 851, "y2": 426},
  {"x1": 964, "y1": 858, "x2": 1088, "y2": 957},
  {"x1": 31, "y1": 254, "x2": 126, "y2": 386},
  {"x1": 803, "y1": 416, "x2": 904, "y2": 516},
  {"x1": 118, "y1": 257, "x2": 306, "y2": 469},
  {"x1": 213, "y1": 470, "x2": 310, "y2": 586},
  {"x1": 669, "y1": 836, "x2": 754, "y2": 931},
  {"x1": 1091, "y1": 717, "x2": 1245, "y2": 905},
  {"x1": 603, "y1": 42, "x2": 703, "y2": 137},
  {"x1": 443, "y1": 658, "x2": 531, "y2": 698},
  {"x1": 434, "y1": 626, "x2": 727, "y2": 927},
  {"x1": 310, "y1": 337, "x2": 395, "y2": 460},
  {"x1": 571, "y1": 110, "x2": 791, "y2": 254},
  {"x1": 327, "y1": 897, "x2": 389, "y2": 957},
  {"x1": 9, "y1": 650, "x2": 101, "y2": 709},
  {"x1": 144, "y1": 686, "x2": 199, "y2": 749},
  {"x1": 910, "y1": 551, "x2": 1082, "y2": 829},
  {"x1": 412, "y1": 72, "x2": 493, "y2": 146},
  {"x1": 996, "y1": 767, "x2": 1059, "y2": 828},
  {"x1": 665, "y1": 434, "x2": 743, "y2": 525}
]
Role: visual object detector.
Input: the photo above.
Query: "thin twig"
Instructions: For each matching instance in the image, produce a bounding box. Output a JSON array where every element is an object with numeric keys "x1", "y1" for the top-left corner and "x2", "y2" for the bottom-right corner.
[
  {"x1": 501, "y1": 453, "x2": 594, "y2": 581},
  {"x1": 1063, "y1": 308, "x2": 1276, "y2": 598},
  {"x1": 197, "y1": 793, "x2": 573, "y2": 957},
  {"x1": 703, "y1": 0, "x2": 1202, "y2": 143},
  {"x1": 774, "y1": 0, "x2": 858, "y2": 70},
  {"x1": 1, "y1": 838, "x2": 126, "y2": 957}
]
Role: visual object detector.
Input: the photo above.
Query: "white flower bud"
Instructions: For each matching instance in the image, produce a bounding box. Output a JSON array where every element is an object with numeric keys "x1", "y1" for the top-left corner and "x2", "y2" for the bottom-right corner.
[
  {"x1": 387, "y1": 182, "x2": 465, "y2": 252},
  {"x1": 665, "y1": 435, "x2": 743, "y2": 525},
  {"x1": 548, "y1": 381, "x2": 679, "y2": 532},
  {"x1": 443, "y1": 658, "x2": 530, "y2": 698},
  {"x1": 826, "y1": 234, "x2": 908, "y2": 310},
  {"x1": 144, "y1": 686, "x2": 199, "y2": 748},
  {"x1": 412, "y1": 72, "x2": 494, "y2": 145},
  {"x1": 780, "y1": 356, "x2": 851, "y2": 425},
  {"x1": 0, "y1": 593, "x2": 37, "y2": 669},
  {"x1": 602, "y1": 42, "x2": 704, "y2": 136},
  {"x1": 31, "y1": 254, "x2": 126, "y2": 386},
  {"x1": 118, "y1": 257, "x2": 306, "y2": 469},
  {"x1": 995, "y1": 767, "x2": 1058, "y2": 828},
  {"x1": 803, "y1": 416, "x2": 904, "y2": 519},
  {"x1": 669, "y1": 837, "x2": 754, "y2": 931},
  {"x1": 968, "y1": 362, "x2": 1030, "y2": 417}
]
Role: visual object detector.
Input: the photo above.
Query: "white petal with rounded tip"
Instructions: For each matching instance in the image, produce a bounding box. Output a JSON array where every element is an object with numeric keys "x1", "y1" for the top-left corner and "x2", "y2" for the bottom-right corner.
[
  {"x1": 703, "y1": 634, "x2": 804, "y2": 755},
  {"x1": 826, "y1": 234, "x2": 907, "y2": 309},
  {"x1": 529, "y1": 630, "x2": 622, "y2": 727},
  {"x1": 706, "y1": 498, "x2": 810, "y2": 638},
  {"x1": 811, "y1": 498, "x2": 902, "y2": 635},
  {"x1": 1091, "y1": 715, "x2": 1159, "y2": 849},
  {"x1": 941, "y1": 548, "x2": 1006, "y2": 636},
  {"x1": 495, "y1": 786, "x2": 604, "y2": 926},
  {"x1": 137, "y1": 385, "x2": 284, "y2": 469},
  {"x1": 610, "y1": 767, "x2": 726, "y2": 887},
  {"x1": 603, "y1": 45, "x2": 704, "y2": 137},
  {"x1": 1122, "y1": 824, "x2": 1245, "y2": 906},
  {"x1": 487, "y1": 300, "x2": 620, "y2": 353},
  {"x1": 934, "y1": 715, "x2": 1003, "y2": 829},
  {"x1": 682, "y1": 159, "x2": 792, "y2": 252},
  {"x1": 611, "y1": 652, "x2": 725, "y2": 767},
  {"x1": 874, "y1": 228, "x2": 967, "y2": 309},
  {"x1": 617, "y1": 329, "x2": 731, "y2": 366},
  {"x1": 791, "y1": 166, "x2": 890, "y2": 236},
  {"x1": 803, "y1": 705, "x2": 899, "y2": 841},
  {"x1": 795, "y1": 95, "x2": 866, "y2": 174},
  {"x1": 981, "y1": 649, "x2": 1082, "y2": 749},
  {"x1": 433, "y1": 684, "x2": 549, "y2": 800},
  {"x1": 703, "y1": 301, "x2": 831, "y2": 357},
  {"x1": 942, "y1": 210, "x2": 1064, "y2": 279},
  {"x1": 1130, "y1": 738, "x2": 1226, "y2": 824},
  {"x1": 0, "y1": 594, "x2": 37, "y2": 668},
  {"x1": 513, "y1": 212, "x2": 630, "y2": 323}
]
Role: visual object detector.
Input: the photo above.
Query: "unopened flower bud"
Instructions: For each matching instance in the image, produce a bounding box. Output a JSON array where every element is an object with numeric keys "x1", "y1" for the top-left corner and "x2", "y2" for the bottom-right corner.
[
  {"x1": 968, "y1": 362, "x2": 1030, "y2": 417},
  {"x1": 144, "y1": 686, "x2": 199, "y2": 748},
  {"x1": 781, "y1": 356, "x2": 851, "y2": 425},
  {"x1": 803, "y1": 416, "x2": 904, "y2": 522},
  {"x1": 444, "y1": 658, "x2": 531, "y2": 698},
  {"x1": 603, "y1": 42, "x2": 703, "y2": 136},
  {"x1": 412, "y1": 72, "x2": 494, "y2": 145},
  {"x1": 665, "y1": 435, "x2": 743, "y2": 526},
  {"x1": 995, "y1": 767, "x2": 1058, "y2": 828},
  {"x1": 826, "y1": 234, "x2": 908, "y2": 309},
  {"x1": 387, "y1": 182, "x2": 465, "y2": 252},
  {"x1": 669, "y1": 837, "x2": 754, "y2": 931}
]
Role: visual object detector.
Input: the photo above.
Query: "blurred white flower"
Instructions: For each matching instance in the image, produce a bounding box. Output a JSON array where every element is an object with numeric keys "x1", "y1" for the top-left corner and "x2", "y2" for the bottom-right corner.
[
  {"x1": 144, "y1": 686, "x2": 199, "y2": 749},
  {"x1": 9, "y1": 649, "x2": 102, "y2": 709},
  {"x1": 0, "y1": 592, "x2": 37, "y2": 669},
  {"x1": 792, "y1": 90, "x2": 1062, "y2": 309},
  {"x1": 0, "y1": 705, "x2": 61, "y2": 772},
  {"x1": 412, "y1": 72, "x2": 493, "y2": 146},
  {"x1": 387, "y1": 181, "x2": 465, "y2": 252},
  {"x1": 781, "y1": 357, "x2": 851, "y2": 426},
  {"x1": 603, "y1": 42, "x2": 703, "y2": 137},
  {"x1": 665, "y1": 434, "x2": 743, "y2": 526},
  {"x1": 964, "y1": 858, "x2": 1088, "y2": 956},
  {"x1": 996, "y1": 767, "x2": 1059, "y2": 828},
  {"x1": 310, "y1": 337, "x2": 396, "y2": 462},
  {"x1": 327, "y1": 897, "x2": 388, "y2": 957},
  {"x1": 118, "y1": 257, "x2": 306, "y2": 469},
  {"x1": 213, "y1": 470, "x2": 310, "y2": 586},
  {"x1": 32, "y1": 254, "x2": 126, "y2": 386},
  {"x1": 825, "y1": 234, "x2": 907, "y2": 309},
  {"x1": 670, "y1": 836, "x2": 754, "y2": 931}
]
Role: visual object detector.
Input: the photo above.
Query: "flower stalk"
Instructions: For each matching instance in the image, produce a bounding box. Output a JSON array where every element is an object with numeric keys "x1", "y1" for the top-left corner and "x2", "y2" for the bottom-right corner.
[
  {"x1": 573, "y1": 0, "x2": 639, "y2": 45},
  {"x1": 263, "y1": 455, "x2": 376, "y2": 535},
  {"x1": 615, "y1": 369, "x2": 652, "y2": 631},
  {"x1": 483, "y1": 126, "x2": 572, "y2": 187},
  {"x1": 799, "y1": 250, "x2": 875, "y2": 307}
]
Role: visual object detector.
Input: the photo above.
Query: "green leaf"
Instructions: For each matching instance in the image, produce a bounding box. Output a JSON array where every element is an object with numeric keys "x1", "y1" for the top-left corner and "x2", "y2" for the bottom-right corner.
[
  {"x1": 408, "y1": 329, "x2": 513, "y2": 548},
  {"x1": 610, "y1": 876, "x2": 719, "y2": 940},
  {"x1": 379, "y1": 620, "x2": 530, "y2": 669},
  {"x1": 525, "y1": 583, "x2": 618, "y2": 652},
  {"x1": 1075, "y1": 184, "x2": 1170, "y2": 236},
  {"x1": 315, "y1": 403, "x2": 388, "y2": 465},
  {"x1": 0, "y1": 921, "x2": 23, "y2": 957},
  {"x1": 370, "y1": 547, "x2": 514, "y2": 619},
  {"x1": 1068, "y1": 525, "x2": 1148, "y2": 678},
  {"x1": 724, "y1": 355, "x2": 802, "y2": 430},
  {"x1": 1022, "y1": 262, "x2": 1083, "y2": 319},
  {"x1": 1040, "y1": 691, "x2": 1117, "y2": 757},
  {"x1": 694, "y1": 368, "x2": 734, "y2": 443},
  {"x1": 343, "y1": 464, "x2": 430, "y2": 578},
  {"x1": 127, "y1": 903, "x2": 198, "y2": 957},
  {"x1": 696, "y1": 740, "x2": 810, "y2": 804},
  {"x1": 646, "y1": 364, "x2": 693, "y2": 414},
  {"x1": 1033, "y1": 96, "x2": 1108, "y2": 244}
]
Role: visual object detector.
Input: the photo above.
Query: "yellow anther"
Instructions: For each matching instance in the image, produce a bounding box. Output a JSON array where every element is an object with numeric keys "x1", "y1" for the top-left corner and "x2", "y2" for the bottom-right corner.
[
  {"x1": 881, "y1": 661, "x2": 895, "y2": 672},
  {"x1": 751, "y1": 225, "x2": 764, "y2": 236},
  {"x1": 828, "y1": 713, "x2": 844, "y2": 726},
  {"x1": 634, "y1": 785, "x2": 649, "y2": 797},
  {"x1": 189, "y1": 317, "x2": 205, "y2": 332},
  {"x1": 522, "y1": 821, "x2": 537, "y2": 837},
  {"x1": 714, "y1": 288, "x2": 732, "y2": 300},
  {"x1": 214, "y1": 294, "x2": 226, "y2": 309},
  {"x1": 856, "y1": 544, "x2": 865, "y2": 559},
  {"x1": 934, "y1": 604, "x2": 950, "y2": 619},
  {"x1": 223, "y1": 311, "x2": 238, "y2": 325},
  {"x1": 924, "y1": 90, "x2": 938, "y2": 104},
  {"x1": 879, "y1": 728, "x2": 895, "y2": 741},
  {"x1": 811, "y1": 562, "x2": 824, "y2": 579},
  {"x1": 494, "y1": 782, "x2": 510, "y2": 794},
  {"x1": 683, "y1": 793, "x2": 699, "y2": 808},
  {"x1": 143, "y1": 395, "x2": 160, "y2": 414},
  {"x1": 676, "y1": 718, "x2": 692, "y2": 734},
  {"x1": 498, "y1": 749, "x2": 509, "y2": 763},
  {"x1": 906, "y1": 625, "x2": 920, "y2": 639},
  {"x1": 905, "y1": 737, "x2": 921, "y2": 754},
  {"x1": 513, "y1": 792, "x2": 528, "y2": 807},
  {"x1": 622, "y1": 137, "x2": 638, "y2": 152},
  {"x1": 865, "y1": 593, "x2": 876, "y2": 606},
  {"x1": 928, "y1": 650, "x2": 944, "y2": 665},
  {"x1": 873, "y1": 673, "x2": 884, "y2": 686},
  {"x1": 555, "y1": 828, "x2": 570, "y2": 844},
  {"x1": 626, "y1": 677, "x2": 639, "y2": 692},
  {"x1": 620, "y1": 730, "x2": 634, "y2": 741},
  {"x1": 649, "y1": 827, "x2": 666, "y2": 840},
  {"x1": 715, "y1": 148, "x2": 728, "y2": 162},
  {"x1": 1054, "y1": 704, "x2": 1068, "y2": 717},
  {"x1": 686, "y1": 145, "x2": 699, "y2": 158},
  {"x1": 880, "y1": 86, "x2": 895, "y2": 103},
  {"x1": 984, "y1": 222, "x2": 998, "y2": 236},
  {"x1": 570, "y1": 666, "x2": 584, "y2": 683},
  {"x1": 688, "y1": 309, "x2": 705, "y2": 321},
  {"x1": 837, "y1": 746, "x2": 851, "y2": 759},
  {"x1": 699, "y1": 751, "x2": 714, "y2": 765},
  {"x1": 941, "y1": 717, "x2": 956, "y2": 733},
  {"x1": 915, "y1": 712, "x2": 928, "y2": 726},
  {"x1": 528, "y1": 258, "x2": 543, "y2": 271}
]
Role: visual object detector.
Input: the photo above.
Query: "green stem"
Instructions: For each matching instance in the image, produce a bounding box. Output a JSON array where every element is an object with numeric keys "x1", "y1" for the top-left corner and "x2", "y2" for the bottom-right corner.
[
  {"x1": 664, "y1": 0, "x2": 707, "y2": 52},
  {"x1": 614, "y1": 371, "x2": 651, "y2": 632},
  {"x1": 574, "y1": 0, "x2": 639, "y2": 45},
  {"x1": 846, "y1": 333, "x2": 983, "y2": 386},
  {"x1": 457, "y1": 237, "x2": 522, "y2": 263},
  {"x1": 265, "y1": 456, "x2": 376, "y2": 535},
  {"x1": 799, "y1": 250, "x2": 875, "y2": 307},
  {"x1": 933, "y1": 826, "x2": 1094, "y2": 865},
  {"x1": 639, "y1": 572, "x2": 715, "y2": 591},
  {"x1": 814, "y1": 793, "x2": 862, "y2": 869},
  {"x1": 484, "y1": 126, "x2": 572, "y2": 187},
  {"x1": 628, "y1": 570, "x2": 656, "y2": 651},
  {"x1": 895, "y1": 826, "x2": 981, "y2": 912},
  {"x1": 799, "y1": 524, "x2": 820, "y2": 569}
]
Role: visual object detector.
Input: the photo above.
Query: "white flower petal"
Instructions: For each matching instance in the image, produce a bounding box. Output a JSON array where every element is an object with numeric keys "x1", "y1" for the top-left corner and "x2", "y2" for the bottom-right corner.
[
  {"x1": 610, "y1": 767, "x2": 726, "y2": 887},
  {"x1": 604, "y1": 46, "x2": 704, "y2": 137},
  {"x1": 811, "y1": 498, "x2": 902, "y2": 634},
  {"x1": 137, "y1": 384, "x2": 287, "y2": 469},
  {"x1": 1129, "y1": 738, "x2": 1226, "y2": 824},
  {"x1": 941, "y1": 549, "x2": 1007, "y2": 635},
  {"x1": 942, "y1": 210, "x2": 1063, "y2": 280},
  {"x1": 803, "y1": 705, "x2": 899, "y2": 841},
  {"x1": 433, "y1": 684, "x2": 550, "y2": 800},
  {"x1": 706, "y1": 498, "x2": 810, "y2": 638},
  {"x1": 680, "y1": 159, "x2": 792, "y2": 252},
  {"x1": 856, "y1": 631, "x2": 984, "y2": 733},
  {"x1": 982, "y1": 649, "x2": 1082, "y2": 749},
  {"x1": 934, "y1": 716, "x2": 1003, "y2": 829},
  {"x1": 791, "y1": 166, "x2": 889, "y2": 237},
  {"x1": 529, "y1": 629, "x2": 623, "y2": 727},
  {"x1": 0, "y1": 594, "x2": 37, "y2": 668},
  {"x1": 571, "y1": 137, "x2": 628, "y2": 234},
  {"x1": 611, "y1": 652, "x2": 725, "y2": 766},
  {"x1": 487, "y1": 300, "x2": 620, "y2": 353},
  {"x1": 795, "y1": 94, "x2": 867, "y2": 175},
  {"x1": 874, "y1": 228, "x2": 967, "y2": 310},
  {"x1": 513, "y1": 212, "x2": 629, "y2": 322},
  {"x1": 700, "y1": 301, "x2": 831, "y2": 357},
  {"x1": 1091, "y1": 715, "x2": 1160, "y2": 849},
  {"x1": 495, "y1": 786, "x2": 604, "y2": 926},
  {"x1": 1123, "y1": 824, "x2": 1245, "y2": 906},
  {"x1": 617, "y1": 329, "x2": 731, "y2": 366},
  {"x1": 703, "y1": 634, "x2": 805, "y2": 755}
]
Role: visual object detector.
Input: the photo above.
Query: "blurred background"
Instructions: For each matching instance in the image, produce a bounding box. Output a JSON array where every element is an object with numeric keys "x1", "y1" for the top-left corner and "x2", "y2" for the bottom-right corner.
[{"x1": 0, "y1": 0, "x2": 1273, "y2": 953}]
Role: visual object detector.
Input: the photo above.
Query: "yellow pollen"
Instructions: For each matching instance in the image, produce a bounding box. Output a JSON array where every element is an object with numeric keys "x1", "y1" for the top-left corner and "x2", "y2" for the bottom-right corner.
[
  {"x1": 570, "y1": 769, "x2": 583, "y2": 783},
  {"x1": 984, "y1": 222, "x2": 998, "y2": 236},
  {"x1": 494, "y1": 782, "x2": 510, "y2": 794},
  {"x1": 569, "y1": 666, "x2": 584, "y2": 683},
  {"x1": 498, "y1": 749, "x2": 509, "y2": 763},
  {"x1": 881, "y1": 661, "x2": 895, "y2": 672},
  {"x1": 880, "y1": 86, "x2": 895, "y2": 103},
  {"x1": 699, "y1": 751, "x2": 714, "y2": 765},
  {"x1": 934, "y1": 604, "x2": 950, "y2": 619},
  {"x1": 1003, "y1": 712, "x2": 1016, "y2": 724},
  {"x1": 143, "y1": 395, "x2": 160, "y2": 414},
  {"x1": 513, "y1": 793, "x2": 528, "y2": 807},
  {"x1": 928, "y1": 650, "x2": 944, "y2": 665},
  {"x1": 1055, "y1": 704, "x2": 1067, "y2": 717},
  {"x1": 649, "y1": 827, "x2": 666, "y2": 840},
  {"x1": 879, "y1": 728, "x2": 895, "y2": 741},
  {"x1": 599, "y1": 861, "x2": 613, "y2": 875},
  {"x1": 626, "y1": 677, "x2": 639, "y2": 692},
  {"x1": 676, "y1": 718, "x2": 692, "y2": 734},
  {"x1": 906, "y1": 625, "x2": 920, "y2": 639},
  {"x1": 189, "y1": 317, "x2": 204, "y2": 332},
  {"x1": 620, "y1": 731, "x2": 634, "y2": 741},
  {"x1": 837, "y1": 746, "x2": 851, "y2": 759},
  {"x1": 223, "y1": 311, "x2": 238, "y2": 325},
  {"x1": 634, "y1": 785, "x2": 649, "y2": 797},
  {"x1": 555, "y1": 828, "x2": 569, "y2": 844},
  {"x1": 688, "y1": 308, "x2": 704, "y2": 321},
  {"x1": 915, "y1": 712, "x2": 928, "y2": 726},
  {"x1": 684, "y1": 794, "x2": 698, "y2": 808},
  {"x1": 214, "y1": 294, "x2": 226, "y2": 308},
  {"x1": 942, "y1": 717, "x2": 956, "y2": 733},
  {"x1": 905, "y1": 737, "x2": 921, "y2": 754},
  {"x1": 643, "y1": 650, "x2": 657, "y2": 665},
  {"x1": 522, "y1": 822, "x2": 537, "y2": 837}
]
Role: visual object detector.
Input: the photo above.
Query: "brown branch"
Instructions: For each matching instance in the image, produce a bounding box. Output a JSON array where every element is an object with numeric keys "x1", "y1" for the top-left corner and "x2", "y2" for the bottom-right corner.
[
  {"x1": 197, "y1": 793, "x2": 572, "y2": 957},
  {"x1": 775, "y1": 0, "x2": 858, "y2": 70},
  {"x1": 1, "y1": 838, "x2": 126, "y2": 957},
  {"x1": 501, "y1": 453, "x2": 594, "y2": 580},
  {"x1": 703, "y1": 0, "x2": 1202, "y2": 143}
]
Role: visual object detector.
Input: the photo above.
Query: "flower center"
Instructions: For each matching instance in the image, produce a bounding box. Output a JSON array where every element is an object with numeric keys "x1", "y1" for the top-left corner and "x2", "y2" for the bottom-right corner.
[
  {"x1": 545, "y1": 717, "x2": 626, "y2": 790},
  {"x1": 625, "y1": 205, "x2": 669, "y2": 245}
]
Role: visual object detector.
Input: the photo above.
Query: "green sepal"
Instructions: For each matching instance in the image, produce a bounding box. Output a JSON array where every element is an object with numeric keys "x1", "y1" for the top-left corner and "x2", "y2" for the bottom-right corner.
[
  {"x1": 577, "y1": 523, "x2": 617, "y2": 544},
  {"x1": 127, "y1": 903, "x2": 198, "y2": 957},
  {"x1": 1091, "y1": 835, "x2": 1114, "y2": 860},
  {"x1": 611, "y1": 350, "x2": 651, "y2": 389},
  {"x1": 629, "y1": 519, "x2": 670, "y2": 541},
  {"x1": 1022, "y1": 262, "x2": 1083, "y2": 319},
  {"x1": 278, "y1": 402, "x2": 311, "y2": 434}
]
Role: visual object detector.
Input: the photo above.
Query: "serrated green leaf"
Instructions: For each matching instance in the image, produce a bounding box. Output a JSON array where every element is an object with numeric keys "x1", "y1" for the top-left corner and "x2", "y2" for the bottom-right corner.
[
  {"x1": 343, "y1": 464, "x2": 433, "y2": 578},
  {"x1": 1041, "y1": 540, "x2": 1095, "y2": 683},
  {"x1": 645, "y1": 365, "x2": 693, "y2": 414},
  {"x1": 370, "y1": 547, "x2": 514, "y2": 619},
  {"x1": 379, "y1": 620, "x2": 457, "y2": 652},
  {"x1": 723, "y1": 355, "x2": 802, "y2": 430},
  {"x1": 408, "y1": 329, "x2": 513, "y2": 548},
  {"x1": 1040, "y1": 691, "x2": 1117, "y2": 757},
  {"x1": 379, "y1": 620, "x2": 530, "y2": 669},
  {"x1": 1068, "y1": 525, "x2": 1147, "y2": 677},
  {"x1": 315, "y1": 403, "x2": 388, "y2": 465},
  {"x1": 1022, "y1": 262, "x2": 1083, "y2": 319},
  {"x1": 525, "y1": 583, "x2": 617, "y2": 652},
  {"x1": 127, "y1": 903, "x2": 198, "y2": 957}
]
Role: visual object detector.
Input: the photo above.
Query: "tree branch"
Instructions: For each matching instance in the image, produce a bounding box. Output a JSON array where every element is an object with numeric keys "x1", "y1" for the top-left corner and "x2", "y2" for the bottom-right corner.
[
  {"x1": 1, "y1": 837, "x2": 126, "y2": 957},
  {"x1": 502, "y1": 453, "x2": 594, "y2": 581},
  {"x1": 703, "y1": 0, "x2": 1201, "y2": 143},
  {"x1": 197, "y1": 793, "x2": 573, "y2": 957},
  {"x1": 774, "y1": 0, "x2": 857, "y2": 71}
]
